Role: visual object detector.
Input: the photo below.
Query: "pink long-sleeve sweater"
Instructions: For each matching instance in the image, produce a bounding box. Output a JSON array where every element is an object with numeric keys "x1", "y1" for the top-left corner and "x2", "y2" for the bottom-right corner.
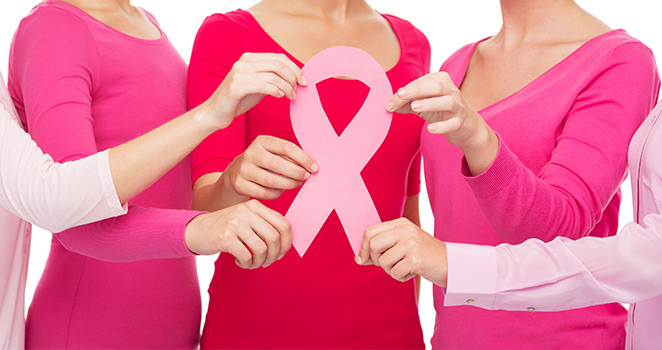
[
  {"x1": 9, "y1": 1, "x2": 202, "y2": 348},
  {"x1": 421, "y1": 30, "x2": 660, "y2": 348}
]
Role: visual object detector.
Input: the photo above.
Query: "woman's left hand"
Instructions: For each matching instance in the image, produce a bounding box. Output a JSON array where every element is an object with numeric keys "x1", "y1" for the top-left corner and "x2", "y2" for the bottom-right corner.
[
  {"x1": 356, "y1": 218, "x2": 448, "y2": 287},
  {"x1": 386, "y1": 72, "x2": 499, "y2": 175}
]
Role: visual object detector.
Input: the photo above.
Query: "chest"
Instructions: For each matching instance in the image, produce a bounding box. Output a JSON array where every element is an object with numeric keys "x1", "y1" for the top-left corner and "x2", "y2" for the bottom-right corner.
[
  {"x1": 460, "y1": 42, "x2": 585, "y2": 112},
  {"x1": 251, "y1": 14, "x2": 401, "y2": 72},
  {"x1": 90, "y1": 40, "x2": 188, "y2": 147}
]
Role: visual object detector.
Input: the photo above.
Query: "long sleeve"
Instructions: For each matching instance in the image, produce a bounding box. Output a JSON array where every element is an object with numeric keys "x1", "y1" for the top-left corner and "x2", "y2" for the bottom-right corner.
[
  {"x1": 444, "y1": 213, "x2": 662, "y2": 310},
  {"x1": 462, "y1": 43, "x2": 660, "y2": 243},
  {"x1": 9, "y1": 5, "x2": 198, "y2": 262}
]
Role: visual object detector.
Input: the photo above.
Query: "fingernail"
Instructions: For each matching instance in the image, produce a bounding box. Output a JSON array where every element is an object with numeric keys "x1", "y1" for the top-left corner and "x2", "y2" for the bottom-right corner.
[
  {"x1": 292, "y1": 91, "x2": 297, "y2": 99},
  {"x1": 278, "y1": 90, "x2": 285, "y2": 97},
  {"x1": 355, "y1": 256, "x2": 362, "y2": 265},
  {"x1": 311, "y1": 163, "x2": 319, "y2": 173},
  {"x1": 304, "y1": 172, "x2": 310, "y2": 179},
  {"x1": 386, "y1": 101, "x2": 394, "y2": 112},
  {"x1": 398, "y1": 88, "x2": 410, "y2": 98},
  {"x1": 264, "y1": 263, "x2": 271, "y2": 268},
  {"x1": 428, "y1": 124, "x2": 438, "y2": 132},
  {"x1": 301, "y1": 75, "x2": 308, "y2": 86},
  {"x1": 278, "y1": 253, "x2": 285, "y2": 260},
  {"x1": 411, "y1": 101, "x2": 424, "y2": 111}
]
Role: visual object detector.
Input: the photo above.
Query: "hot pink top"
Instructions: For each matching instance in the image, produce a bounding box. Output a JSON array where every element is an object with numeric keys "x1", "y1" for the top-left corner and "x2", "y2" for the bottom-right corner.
[
  {"x1": 188, "y1": 10, "x2": 429, "y2": 349},
  {"x1": 9, "y1": 2, "x2": 202, "y2": 348},
  {"x1": 421, "y1": 30, "x2": 660, "y2": 349},
  {"x1": 444, "y1": 102, "x2": 662, "y2": 350}
]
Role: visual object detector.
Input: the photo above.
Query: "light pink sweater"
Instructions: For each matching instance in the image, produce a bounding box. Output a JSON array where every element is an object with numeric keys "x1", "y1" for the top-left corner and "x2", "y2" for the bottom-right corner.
[
  {"x1": 9, "y1": 2, "x2": 202, "y2": 348},
  {"x1": 422, "y1": 30, "x2": 660, "y2": 348}
]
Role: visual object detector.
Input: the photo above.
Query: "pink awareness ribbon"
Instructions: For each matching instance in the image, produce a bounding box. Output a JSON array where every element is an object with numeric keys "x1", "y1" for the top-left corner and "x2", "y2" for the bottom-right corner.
[{"x1": 286, "y1": 46, "x2": 393, "y2": 257}]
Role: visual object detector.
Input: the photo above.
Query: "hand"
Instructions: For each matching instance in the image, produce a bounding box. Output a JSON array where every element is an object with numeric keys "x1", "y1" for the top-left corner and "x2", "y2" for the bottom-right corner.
[
  {"x1": 198, "y1": 53, "x2": 307, "y2": 130},
  {"x1": 357, "y1": 218, "x2": 448, "y2": 287},
  {"x1": 220, "y1": 135, "x2": 318, "y2": 204},
  {"x1": 387, "y1": 72, "x2": 498, "y2": 175},
  {"x1": 184, "y1": 199, "x2": 293, "y2": 269}
]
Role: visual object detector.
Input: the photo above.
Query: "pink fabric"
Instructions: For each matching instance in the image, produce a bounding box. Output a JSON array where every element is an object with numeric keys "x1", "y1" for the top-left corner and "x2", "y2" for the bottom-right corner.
[
  {"x1": 9, "y1": 2, "x2": 201, "y2": 348},
  {"x1": 422, "y1": 30, "x2": 660, "y2": 348},
  {"x1": 445, "y1": 102, "x2": 662, "y2": 349},
  {"x1": 0, "y1": 72, "x2": 125, "y2": 349}
]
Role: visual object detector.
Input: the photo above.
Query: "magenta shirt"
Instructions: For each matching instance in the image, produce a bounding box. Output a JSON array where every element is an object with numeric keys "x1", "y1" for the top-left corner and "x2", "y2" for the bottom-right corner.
[
  {"x1": 9, "y1": 2, "x2": 201, "y2": 348},
  {"x1": 422, "y1": 30, "x2": 660, "y2": 348}
]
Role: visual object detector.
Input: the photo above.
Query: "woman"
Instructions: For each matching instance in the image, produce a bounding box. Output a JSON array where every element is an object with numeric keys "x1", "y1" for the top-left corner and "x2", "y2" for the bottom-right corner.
[
  {"x1": 188, "y1": 0, "x2": 430, "y2": 348},
  {"x1": 8, "y1": 0, "x2": 301, "y2": 347},
  {"x1": 358, "y1": 0, "x2": 660, "y2": 348}
]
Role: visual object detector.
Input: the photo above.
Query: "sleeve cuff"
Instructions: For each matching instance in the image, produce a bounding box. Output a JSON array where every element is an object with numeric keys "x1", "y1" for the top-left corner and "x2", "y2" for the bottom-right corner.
[
  {"x1": 96, "y1": 149, "x2": 128, "y2": 216},
  {"x1": 443, "y1": 242, "x2": 498, "y2": 309},
  {"x1": 461, "y1": 134, "x2": 521, "y2": 198}
]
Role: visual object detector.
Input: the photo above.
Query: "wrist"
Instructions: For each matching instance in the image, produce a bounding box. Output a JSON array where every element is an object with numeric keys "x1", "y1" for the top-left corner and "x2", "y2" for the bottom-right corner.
[
  {"x1": 218, "y1": 171, "x2": 250, "y2": 207},
  {"x1": 426, "y1": 241, "x2": 449, "y2": 288},
  {"x1": 460, "y1": 123, "x2": 499, "y2": 176},
  {"x1": 184, "y1": 213, "x2": 207, "y2": 255}
]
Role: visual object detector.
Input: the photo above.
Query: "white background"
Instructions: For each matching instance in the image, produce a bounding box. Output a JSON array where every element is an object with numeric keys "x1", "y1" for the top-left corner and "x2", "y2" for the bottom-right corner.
[{"x1": 1, "y1": 1, "x2": 661, "y2": 347}]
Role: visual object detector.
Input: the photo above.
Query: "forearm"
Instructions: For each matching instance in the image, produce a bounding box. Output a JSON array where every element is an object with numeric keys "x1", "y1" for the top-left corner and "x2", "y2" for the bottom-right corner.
[
  {"x1": 192, "y1": 171, "x2": 249, "y2": 211},
  {"x1": 445, "y1": 213, "x2": 662, "y2": 311},
  {"x1": 55, "y1": 204, "x2": 202, "y2": 262},
  {"x1": 110, "y1": 102, "x2": 219, "y2": 204}
]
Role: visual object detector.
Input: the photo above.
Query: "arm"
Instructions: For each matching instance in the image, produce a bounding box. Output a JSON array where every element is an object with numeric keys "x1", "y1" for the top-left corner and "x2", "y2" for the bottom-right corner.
[
  {"x1": 0, "y1": 98, "x2": 124, "y2": 232},
  {"x1": 388, "y1": 44, "x2": 659, "y2": 243},
  {"x1": 444, "y1": 212, "x2": 662, "y2": 311},
  {"x1": 188, "y1": 15, "x2": 315, "y2": 212}
]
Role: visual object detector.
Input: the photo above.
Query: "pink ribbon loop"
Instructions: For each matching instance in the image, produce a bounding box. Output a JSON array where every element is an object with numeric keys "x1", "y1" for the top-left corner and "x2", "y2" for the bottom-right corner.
[{"x1": 286, "y1": 46, "x2": 393, "y2": 257}]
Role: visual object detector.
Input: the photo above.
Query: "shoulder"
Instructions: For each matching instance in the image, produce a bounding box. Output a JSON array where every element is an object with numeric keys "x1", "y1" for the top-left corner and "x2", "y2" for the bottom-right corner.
[
  {"x1": 18, "y1": 1, "x2": 93, "y2": 36},
  {"x1": 381, "y1": 13, "x2": 430, "y2": 52},
  {"x1": 438, "y1": 41, "x2": 482, "y2": 86},
  {"x1": 585, "y1": 30, "x2": 656, "y2": 74},
  {"x1": 196, "y1": 10, "x2": 256, "y2": 39}
]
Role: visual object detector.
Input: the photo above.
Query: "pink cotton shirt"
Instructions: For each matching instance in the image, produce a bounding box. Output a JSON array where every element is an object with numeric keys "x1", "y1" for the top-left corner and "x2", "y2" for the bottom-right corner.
[
  {"x1": 9, "y1": 2, "x2": 202, "y2": 348},
  {"x1": 422, "y1": 30, "x2": 660, "y2": 349},
  {"x1": 445, "y1": 102, "x2": 662, "y2": 349},
  {"x1": 0, "y1": 72, "x2": 126, "y2": 349}
]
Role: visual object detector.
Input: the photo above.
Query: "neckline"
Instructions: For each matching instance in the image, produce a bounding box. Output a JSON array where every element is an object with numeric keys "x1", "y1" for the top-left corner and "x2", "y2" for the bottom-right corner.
[
  {"x1": 43, "y1": 0, "x2": 167, "y2": 45},
  {"x1": 237, "y1": 9, "x2": 404, "y2": 74},
  {"x1": 457, "y1": 29, "x2": 626, "y2": 114}
]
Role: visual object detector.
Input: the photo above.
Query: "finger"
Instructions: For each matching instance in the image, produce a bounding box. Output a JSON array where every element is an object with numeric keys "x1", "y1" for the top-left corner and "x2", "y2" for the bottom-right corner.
[
  {"x1": 410, "y1": 95, "x2": 458, "y2": 116},
  {"x1": 255, "y1": 72, "x2": 296, "y2": 100},
  {"x1": 386, "y1": 72, "x2": 456, "y2": 113},
  {"x1": 377, "y1": 242, "x2": 407, "y2": 275},
  {"x1": 244, "y1": 53, "x2": 306, "y2": 86},
  {"x1": 252, "y1": 167, "x2": 302, "y2": 191},
  {"x1": 234, "y1": 176, "x2": 284, "y2": 200},
  {"x1": 246, "y1": 209, "x2": 281, "y2": 267},
  {"x1": 368, "y1": 230, "x2": 400, "y2": 269},
  {"x1": 224, "y1": 236, "x2": 253, "y2": 269},
  {"x1": 237, "y1": 222, "x2": 268, "y2": 269},
  {"x1": 229, "y1": 80, "x2": 285, "y2": 101},
  {"x1": 358, "y1": 220, "x2": 400, "y2": 264},
  {"x1": 248, "y1": 200, "x2": 293, "y2": 259},
  {"x1": 391, "y1": 258, "x2": 417, "y2": 282},
  {"x1": 260, "y1": 138, "x2": 318, "y2": 175},
  {"x1": 427, "y1": 117, "x2": 463, "y2": 135}
]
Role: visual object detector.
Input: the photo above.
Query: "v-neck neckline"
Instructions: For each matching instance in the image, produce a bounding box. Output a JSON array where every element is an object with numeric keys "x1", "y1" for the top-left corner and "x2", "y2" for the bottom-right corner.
[{"x1": 455, "y1": 29, "x2": 625, "y2": 115}]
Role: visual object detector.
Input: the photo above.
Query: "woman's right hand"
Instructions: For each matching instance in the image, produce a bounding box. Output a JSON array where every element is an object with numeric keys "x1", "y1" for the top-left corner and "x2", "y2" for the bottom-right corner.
[
  {"x1": 220, "y1": 135, "x2": 318, "y2": 205},
  {"x1": 198, "y1": 53, "x2": 307, "y2": 130},
  {"x1": 185, "y1": 199, "x2": 293, "y2": 268}
]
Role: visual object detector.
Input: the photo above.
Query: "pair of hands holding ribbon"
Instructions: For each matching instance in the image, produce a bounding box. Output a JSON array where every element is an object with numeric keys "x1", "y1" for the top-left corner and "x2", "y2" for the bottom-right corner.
[{"x1": 356, "y1": 71, "x2": 500, "y2": 287}]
